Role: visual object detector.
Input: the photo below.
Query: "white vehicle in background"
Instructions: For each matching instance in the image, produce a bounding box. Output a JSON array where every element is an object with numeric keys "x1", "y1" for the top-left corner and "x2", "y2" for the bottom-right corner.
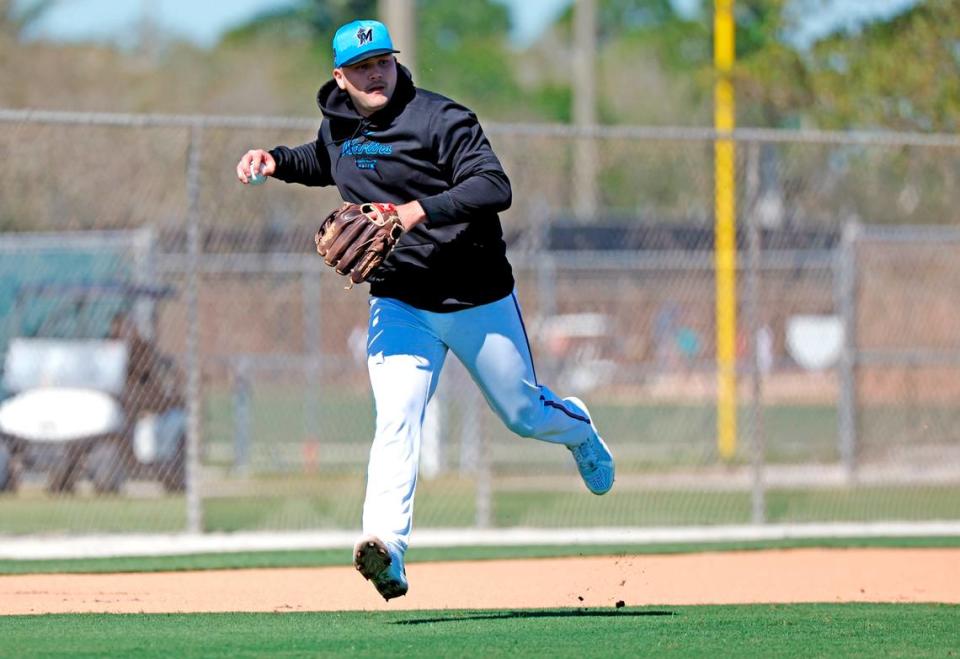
[{"x1": 0, "y1": 282, "x2": 186, "y2": 494}]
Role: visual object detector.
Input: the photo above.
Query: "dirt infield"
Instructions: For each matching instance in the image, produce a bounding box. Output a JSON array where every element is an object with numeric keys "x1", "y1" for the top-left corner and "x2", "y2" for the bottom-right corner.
[{"x1": 2, "y1": 548, "x2": 958, "y2": 615}]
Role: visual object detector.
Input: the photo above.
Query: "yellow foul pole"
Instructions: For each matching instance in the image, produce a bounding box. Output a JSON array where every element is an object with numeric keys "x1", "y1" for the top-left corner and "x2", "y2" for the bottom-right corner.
[{"x1": 714, "y1": 0, "x2": 737, "y2": 460}]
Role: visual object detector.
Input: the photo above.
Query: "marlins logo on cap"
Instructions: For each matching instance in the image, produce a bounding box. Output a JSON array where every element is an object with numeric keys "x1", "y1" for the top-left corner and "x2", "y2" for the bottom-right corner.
[{"x1": 333, "y1": 20, "x2": 400, "y2": 68}]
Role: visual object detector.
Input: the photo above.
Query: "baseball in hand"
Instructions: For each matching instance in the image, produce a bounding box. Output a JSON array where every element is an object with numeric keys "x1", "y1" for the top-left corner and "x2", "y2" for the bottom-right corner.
[{"x1": 249, "y1": 162, "x2": 267, "y2": 186}]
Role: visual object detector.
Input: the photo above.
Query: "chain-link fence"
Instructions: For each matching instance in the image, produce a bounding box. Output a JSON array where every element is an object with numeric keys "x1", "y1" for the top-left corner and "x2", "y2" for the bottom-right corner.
[{"x1": 0, "y1": 109, "x2": 958, "y2": 535}]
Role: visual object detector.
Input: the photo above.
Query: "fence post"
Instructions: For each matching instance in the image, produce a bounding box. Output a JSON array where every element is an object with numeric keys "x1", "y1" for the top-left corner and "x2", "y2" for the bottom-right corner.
[
  {"x1": 745, "y1": 142, "x2": 767, "y2": 523},
  {"x1": 302, "y1": 268, "x2": 322, "y2": 453},
  {"x1": 232, "y1": 358, "x2": 251, "y2": 475},
  {"x1": 535, "y1": 214, "x2": 557, "y2": 384},
  {"x1": 836, "y1": 221, "x2": 860, "y2": 481},
  {"x1": 475, "y1": 426, "x2": 492, "y2": 529},
  {"x1": 573, "y1": 0, "x2": 598, "y2": 219},
  {"x1": 184, "y1": 124, "x2": 204, "y2": 533}
]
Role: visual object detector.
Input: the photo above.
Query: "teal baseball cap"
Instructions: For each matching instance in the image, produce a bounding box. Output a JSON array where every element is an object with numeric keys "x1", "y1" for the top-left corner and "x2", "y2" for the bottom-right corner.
[{"x1": 333, "y1": 20, "x2": 400, "y2": 68}]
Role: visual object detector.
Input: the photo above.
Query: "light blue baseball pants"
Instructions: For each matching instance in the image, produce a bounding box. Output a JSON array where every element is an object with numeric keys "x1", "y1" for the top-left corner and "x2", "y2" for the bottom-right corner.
[{"x1": 362, "y1": 292, "x2": 595, "y2": 554}]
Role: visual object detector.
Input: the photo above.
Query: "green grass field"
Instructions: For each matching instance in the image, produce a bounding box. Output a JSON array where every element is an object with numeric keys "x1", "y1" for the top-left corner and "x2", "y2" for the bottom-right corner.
[
  {"x1": 2, "y1": 482, "x2": 959, "y2": 534},
  {"x1": 203, "y1": 386, "x2": 960, "y2": 468},
  {"x1": 203, "y1": 391, "x2": 847, "y2": 466},
  {"x1": 2, "y1": 391, "x2": 957, "y2": 656},
  {"x1": 2, "y1": 604, "x2": 957, "y2": 658},
  {"x1": 2, "y1": 540, "x2": 958, "y2": 656},
  {"x1": 2, "y1": 388, "x2": 957, "y2": 534}
]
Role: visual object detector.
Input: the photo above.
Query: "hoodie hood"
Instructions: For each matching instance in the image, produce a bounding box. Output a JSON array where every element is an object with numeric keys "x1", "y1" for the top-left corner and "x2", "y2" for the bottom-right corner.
[{"x1": 316, "y1": 63, "x2": 416, "y2": 130}]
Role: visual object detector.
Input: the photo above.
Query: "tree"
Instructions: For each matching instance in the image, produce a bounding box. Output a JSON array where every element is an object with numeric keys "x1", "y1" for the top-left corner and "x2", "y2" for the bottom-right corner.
[
  {"x1": 729, "y1": 0, "x2": 813, "y2": 127},
  {"x1": 0, "y1": 0, "x2": 54, "y2": 39},
  {"x1": 805, "y1": 0, "x2": 960, "y2": 131},
  {"x1": 545, "y1": 0, "x2": 959, "y2": 131},
  {"x1": 537, "y1": 0, "x2": 712, "y2": 124},
  {"x1": 413, "y1": 0, "x2": 519, "y2": 112},
  {"x1": 580, "y1": 0, "x2": 813, "y2": 127},
  {"x1": 223, "y1": 0, "x2": 375, "y2": 52},
  {"x1": 224, "y1": 0, "x2": 525, "y2": 117}
]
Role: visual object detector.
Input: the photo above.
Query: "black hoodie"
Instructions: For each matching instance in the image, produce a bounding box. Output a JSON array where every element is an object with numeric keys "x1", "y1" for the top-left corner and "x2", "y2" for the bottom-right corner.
[{"x1": 270, "y1": 65, "x2": 515, "y2": 312}]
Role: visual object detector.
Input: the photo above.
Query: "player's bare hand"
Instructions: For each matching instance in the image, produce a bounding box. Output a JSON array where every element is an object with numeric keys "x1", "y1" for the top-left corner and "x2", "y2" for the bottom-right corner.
[{"x1": 237, "y1": 149, "x2": 277, "y2": 184}]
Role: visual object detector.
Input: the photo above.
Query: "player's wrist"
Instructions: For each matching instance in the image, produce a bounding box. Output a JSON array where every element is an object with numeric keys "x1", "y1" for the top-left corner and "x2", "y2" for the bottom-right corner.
[{"x1": 396, "y1": 201, "x2": 426, "y2": 231}]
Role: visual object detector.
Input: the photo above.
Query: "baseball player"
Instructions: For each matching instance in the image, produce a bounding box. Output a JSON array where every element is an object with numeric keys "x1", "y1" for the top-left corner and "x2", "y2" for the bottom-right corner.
[{"x1": 236, "y1": 19, "x2": 614, "y2": 601}]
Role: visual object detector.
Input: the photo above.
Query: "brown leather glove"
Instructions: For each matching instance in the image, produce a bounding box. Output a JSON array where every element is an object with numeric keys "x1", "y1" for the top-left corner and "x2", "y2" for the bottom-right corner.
[{"x1": 315, "y1": 202, "x2": 404, "y2": 284}]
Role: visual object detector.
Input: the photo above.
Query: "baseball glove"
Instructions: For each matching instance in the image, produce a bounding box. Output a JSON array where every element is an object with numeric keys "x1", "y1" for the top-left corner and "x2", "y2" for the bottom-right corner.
[{"x1": 315, "y1": 202, "x2": 404, "y2": 285}]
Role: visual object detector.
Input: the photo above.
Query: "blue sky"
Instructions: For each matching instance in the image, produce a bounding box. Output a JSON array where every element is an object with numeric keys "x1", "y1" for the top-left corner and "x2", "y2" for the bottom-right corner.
[
  {"x1": 15, "y1": 0, "x2": 572, "y2": 49},
  {"x1": 786, "y1": 0, "x2": 920, "y2": 49},
  {"x1": 15, "y1": 0, "x2": 921, "y2": 50}
]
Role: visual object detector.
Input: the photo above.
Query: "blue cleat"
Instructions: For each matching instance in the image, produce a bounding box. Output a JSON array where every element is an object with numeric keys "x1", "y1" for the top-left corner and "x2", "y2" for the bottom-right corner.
[
  {"x1": 564, "y1": 397, "x2": 615, "y2": 495},
  {"x1": 353, "y1": 535, "x2": 408, "y2": 601}
]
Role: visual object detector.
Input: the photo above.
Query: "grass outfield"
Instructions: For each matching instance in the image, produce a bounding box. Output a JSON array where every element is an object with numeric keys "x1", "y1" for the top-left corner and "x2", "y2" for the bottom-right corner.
[
  {"x1": 1, "y1": 535, "x2": 959, "y2": 575},
  {"x1": 2, "y1": 484, "x2": 960, "y2": 533},
  {"x1": 1, "y1": 604, "x2": 957, "y2": 658},
  {"x1": 201, "y1": 386, "x2": 960, "y2": 467}
]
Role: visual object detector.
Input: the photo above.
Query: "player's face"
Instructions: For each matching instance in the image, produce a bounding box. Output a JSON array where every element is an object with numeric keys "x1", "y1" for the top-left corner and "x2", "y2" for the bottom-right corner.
[{"x1": 334, "y1": 55, "x2": 398, "y2": 117}]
